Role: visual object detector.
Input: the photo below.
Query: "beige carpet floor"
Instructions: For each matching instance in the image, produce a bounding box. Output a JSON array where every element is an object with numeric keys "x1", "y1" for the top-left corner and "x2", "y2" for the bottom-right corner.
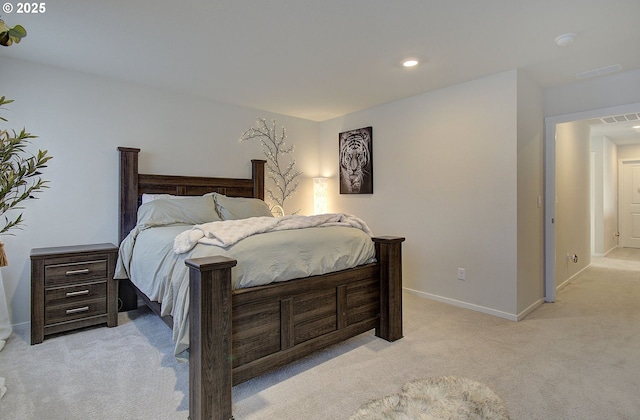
[{"x1": 1, "y1": 248, "x2": 639, "y2": 419}]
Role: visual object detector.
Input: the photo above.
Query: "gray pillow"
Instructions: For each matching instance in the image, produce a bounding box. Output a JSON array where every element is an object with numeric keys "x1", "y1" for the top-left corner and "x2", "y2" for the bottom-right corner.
[
  {"x1": 137, "y1": 195, "x2": 221, "y2": 228},
  {"x1": 213, "y1": 193, "x2": 273, "y2": 220}
]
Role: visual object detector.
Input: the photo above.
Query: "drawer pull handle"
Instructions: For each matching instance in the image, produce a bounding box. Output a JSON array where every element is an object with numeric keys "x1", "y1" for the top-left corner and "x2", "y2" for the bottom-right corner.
[
  {"x1": 66, "y1": 306, "x2": 90, "y2": 315},
  {"x1": 65, "y1": 268, "x2": 90, "y2": 276},
  {"x1": 66, "y1": 290, "x2": 90, "y2": 297}
]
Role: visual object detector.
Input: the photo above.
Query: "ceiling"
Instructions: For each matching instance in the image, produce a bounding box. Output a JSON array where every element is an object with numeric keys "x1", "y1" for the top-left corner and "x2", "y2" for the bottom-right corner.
[
  {"x1": 2, "y1": 1, "x2": 640, "y2": 142},
  {"x1": 588, "y1": 114, "x2": 640, "y2": 146}
]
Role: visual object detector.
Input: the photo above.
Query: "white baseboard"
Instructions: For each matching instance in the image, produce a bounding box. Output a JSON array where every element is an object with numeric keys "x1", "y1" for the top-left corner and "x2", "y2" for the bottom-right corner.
[
  {"x1": 593, "y1": 245, "x2": 619, "y2": 258},
  {"x1": 10, "y1": 321, "x2": 29, "y2": 333},
  {"x1": 556, "y1": 263, "x2": 591, "y2": 291},
  {"x1": 403, "y1": 287, "x2": 520, "y2": 321},
  {"x1": 517, "y1": 298, "x2": 545, "y2": 321},
  {"x1": 603, "y1": 245, "x2": 619, "y2": 257}
]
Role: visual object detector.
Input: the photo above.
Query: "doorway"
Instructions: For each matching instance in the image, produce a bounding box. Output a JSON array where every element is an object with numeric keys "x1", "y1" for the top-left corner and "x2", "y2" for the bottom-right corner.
[
  {"x1": 544, "y1": 102, "x2": 640, "y2": 302},
  {"x1": 619, "y1": 159, "x2": 640, "y2": 248}
]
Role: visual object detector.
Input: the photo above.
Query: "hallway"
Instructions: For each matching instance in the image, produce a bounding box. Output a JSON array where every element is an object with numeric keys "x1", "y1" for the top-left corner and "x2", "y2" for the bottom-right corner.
[{"x1": 592, "y1": 246, "x2": 640, "y2": 267}]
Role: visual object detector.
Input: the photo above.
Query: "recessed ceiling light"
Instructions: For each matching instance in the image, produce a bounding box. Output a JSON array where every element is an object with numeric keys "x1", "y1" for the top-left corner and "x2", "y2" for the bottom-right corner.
[
  {"x1": 555, "y1": 33, "x2": 576, "y2": 47},
  {"x1": 402, "y1": 59, "x2": 419, "y2": 68}
]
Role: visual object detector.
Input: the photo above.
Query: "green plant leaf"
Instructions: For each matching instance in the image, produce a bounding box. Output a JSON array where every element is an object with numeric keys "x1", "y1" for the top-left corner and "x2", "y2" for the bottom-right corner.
[
  {"x1": 0, "y1": 97, "x2": 52, "y2": 235},
  {"x1": 9, "y1": 25, "x2": 27, "y2": 39},
  {"x1": 0, "y1": 21, "x2": 27, "y2": 46}
]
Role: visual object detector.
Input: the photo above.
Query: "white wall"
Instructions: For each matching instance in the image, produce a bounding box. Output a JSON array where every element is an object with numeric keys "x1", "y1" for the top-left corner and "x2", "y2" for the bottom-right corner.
[
  {"x1": 618, "y1": 144, "x2": 640, "y2": 160},
  {"x1": 544, "y1": 69, "x2": 640, "y2": 117},
  {"x1": 603, "y1": 138, "x2": 618, "y2": 254},
  {"x1": 590, "y1": 136, "x2": 618, "y2": 255},
  {"x1": 555, "y1": 121, "x2": 591, "y2": 287},
  {"x1": 516, "y1": 72, "x2": 545, "y2": 315},
  {"x1": 318, "y1": 71, "x2": 520, "y2": 318},
  {"x1": 0, "y1": 57, "x2": 319, "y2": 326}
]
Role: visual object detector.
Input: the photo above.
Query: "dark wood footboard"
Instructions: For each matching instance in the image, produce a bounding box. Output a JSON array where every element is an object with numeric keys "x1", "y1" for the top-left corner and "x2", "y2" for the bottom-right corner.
[
  {"x1": 185, "y1": 236, "x2": 404, "y2": 420},
  {"x1": 186, "y1": 256, "x2": 236, "y2": 420}
]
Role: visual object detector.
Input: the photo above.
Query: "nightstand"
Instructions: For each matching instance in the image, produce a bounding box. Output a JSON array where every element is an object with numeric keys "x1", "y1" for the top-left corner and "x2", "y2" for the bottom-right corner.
[{"x1": 30, "y1": 243, "x2": 119, "y2": 344}]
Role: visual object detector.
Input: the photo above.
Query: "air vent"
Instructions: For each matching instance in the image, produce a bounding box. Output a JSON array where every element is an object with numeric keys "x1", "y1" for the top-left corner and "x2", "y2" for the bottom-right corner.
[
  {"x1": 575, "y1": 64, "x2": 622, "y2": 80},
  {"x1": 599, "y1": 113, "x2": 640, "y2": 124}
]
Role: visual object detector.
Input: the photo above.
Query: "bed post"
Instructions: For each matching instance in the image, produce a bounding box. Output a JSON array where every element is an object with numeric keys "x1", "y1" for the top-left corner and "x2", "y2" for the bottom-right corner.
[
  {"x1": 118, "y1": 147, "x2": 141, "y2": 244},
  {"x1": 373, "y1": 236, "x2": 405, "y2": 342},
  {"x1": 117, "y1": 147, "x2": 142, "y2": 312},
  {"x1": 186, "y1": 256, "x2": 238, "y2": 420},
  {"x1": 251, "y1": 159, "x2": 265, "y2": 200}
]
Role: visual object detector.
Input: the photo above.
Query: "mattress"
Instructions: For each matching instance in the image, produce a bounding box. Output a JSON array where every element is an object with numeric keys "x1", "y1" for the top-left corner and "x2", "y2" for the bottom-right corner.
[{"x1": 115, "y1": 219, "x2": 375, "y2": 357}]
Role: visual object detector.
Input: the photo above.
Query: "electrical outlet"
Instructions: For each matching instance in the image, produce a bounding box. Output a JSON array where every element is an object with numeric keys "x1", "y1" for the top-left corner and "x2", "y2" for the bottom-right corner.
[{"x1": 457, "y1": 268, "x2": 466, "y2": 281}]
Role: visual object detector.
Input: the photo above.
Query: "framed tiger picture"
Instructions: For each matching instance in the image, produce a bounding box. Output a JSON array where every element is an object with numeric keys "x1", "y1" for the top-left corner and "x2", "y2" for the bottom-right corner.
[{"x1": 339, "y1": 126, "x2": 373, "y2": 194}]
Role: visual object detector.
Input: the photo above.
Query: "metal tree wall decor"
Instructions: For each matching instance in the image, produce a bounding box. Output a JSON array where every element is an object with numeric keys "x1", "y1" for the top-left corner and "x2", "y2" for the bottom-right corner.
[{"x1": 240, "y1": 118, "x2": 302, "y2": 215}]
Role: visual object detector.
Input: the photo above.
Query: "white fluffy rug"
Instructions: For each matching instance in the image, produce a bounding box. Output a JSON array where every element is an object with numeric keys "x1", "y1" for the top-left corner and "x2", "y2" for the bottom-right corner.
[{"x1": 350, "y1": 376, "x2": 510, "y2": 420}]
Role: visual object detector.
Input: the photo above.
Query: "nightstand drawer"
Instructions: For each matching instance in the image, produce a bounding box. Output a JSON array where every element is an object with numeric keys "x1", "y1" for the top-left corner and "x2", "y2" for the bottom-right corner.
[
  {"x1": 45, "y1": 298, "x2": 107, "y2": 325},
  {"x1": 45, "y1": 281, "x2": 107, "y2": 307},
  {"x1": 45, "y1": 259, "x2": 107, "y2": 286}
]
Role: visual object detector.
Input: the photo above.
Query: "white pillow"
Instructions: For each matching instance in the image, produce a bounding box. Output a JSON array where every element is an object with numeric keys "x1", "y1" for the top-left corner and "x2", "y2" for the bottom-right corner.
[
  {"x1": 213, "y1": 193, "x2": 274, "y2": 220},
  {"x1": 141, "y1": 193, "x2": 184, "y2": 205},
  {"x1": 137, "y1": 195, "x2": 220, "y2": 228},
  {"x1": 141, "y1": 192, "x2": 215, "y2": 205}
]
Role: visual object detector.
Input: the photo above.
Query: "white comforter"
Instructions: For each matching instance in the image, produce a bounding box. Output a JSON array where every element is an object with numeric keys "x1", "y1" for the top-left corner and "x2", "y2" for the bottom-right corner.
[
  {"x1": 116, "y1": 214, "x2": 376, "y2": 358},
  {"x1": 173, "y1": 213, "x2": 372, "y2": 253}
]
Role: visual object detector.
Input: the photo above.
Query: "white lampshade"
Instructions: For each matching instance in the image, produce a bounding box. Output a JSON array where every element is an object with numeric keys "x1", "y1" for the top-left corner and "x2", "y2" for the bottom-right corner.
[{"x1": 314, "y1": 177, "x2": 328, "y2": 214}]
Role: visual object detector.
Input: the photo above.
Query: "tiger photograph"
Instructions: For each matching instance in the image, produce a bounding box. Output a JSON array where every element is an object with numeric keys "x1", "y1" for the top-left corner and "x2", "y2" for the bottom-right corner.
[{"x1": 339, "y1": 126, "x2": 373, "y2": 194}]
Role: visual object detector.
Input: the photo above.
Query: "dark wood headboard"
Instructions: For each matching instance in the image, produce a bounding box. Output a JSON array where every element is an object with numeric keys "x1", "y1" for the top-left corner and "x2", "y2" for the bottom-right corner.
[{"x1": 118, "y1": 147, "x2": 265, "y2": 244}]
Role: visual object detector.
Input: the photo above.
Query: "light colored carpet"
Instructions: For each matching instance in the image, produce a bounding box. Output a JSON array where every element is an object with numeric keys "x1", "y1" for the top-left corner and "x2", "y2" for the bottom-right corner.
[
  {"x1": 0, "y1": 247, "x2": 639, "y2": 419},
  {"x1": 350, "y1": 376, "x2": 509, "y2": 419}
]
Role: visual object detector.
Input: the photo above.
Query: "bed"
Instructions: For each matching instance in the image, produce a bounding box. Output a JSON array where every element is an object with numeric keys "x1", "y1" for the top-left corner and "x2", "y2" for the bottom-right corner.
[{"x1": 114, "y1": 146, "x2": 405, "y2": 420}]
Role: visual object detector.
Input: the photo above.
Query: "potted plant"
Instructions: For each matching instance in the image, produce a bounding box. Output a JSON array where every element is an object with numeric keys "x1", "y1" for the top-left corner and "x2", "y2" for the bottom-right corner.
[
  {"x1": 0, "y1": 96, "x2": 52, "y2": 266},
  {"x1": 0, "y1": 18, "x2": 32, "y2": 352},
  {"x1": 0, "y1": 19, "x2": 26, "y2": 47}
]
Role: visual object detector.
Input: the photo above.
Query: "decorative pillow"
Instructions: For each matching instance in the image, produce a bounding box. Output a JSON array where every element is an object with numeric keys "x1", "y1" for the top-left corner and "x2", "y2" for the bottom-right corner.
[
  {"x1": 213, "y1": 193, "x2": 274, "y2": 220},
  {"x1": 141, "y1": 193, "x2": 180, "y2": 204},
  {"x1": 136, "y1": 195, "x2": 221, "y2": 228},
  {"x1": 141, "y1": 193, "x2": 214, "y2": 205}
]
